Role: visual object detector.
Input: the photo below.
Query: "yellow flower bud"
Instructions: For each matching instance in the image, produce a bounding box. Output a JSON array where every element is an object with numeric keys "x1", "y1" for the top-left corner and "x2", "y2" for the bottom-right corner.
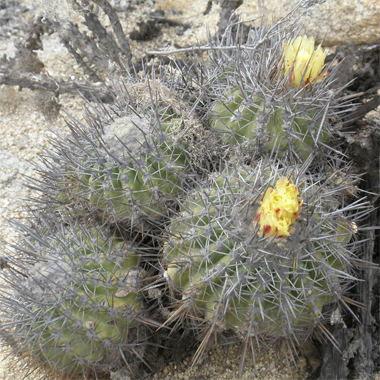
[
  {"x1": 281, "y1": 35, "x2": 328, "y2": 87},
  {"x1": 254, "y1": 177, "x2": 303, "y2": 238}
]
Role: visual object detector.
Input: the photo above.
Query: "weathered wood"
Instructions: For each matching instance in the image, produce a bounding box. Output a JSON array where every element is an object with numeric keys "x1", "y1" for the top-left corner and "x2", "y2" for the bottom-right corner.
[
  {"x1": 351, "y1": 208, "x2": 377, "y2": 380},
  {"x1": 216, "y1": 0, "x2": 244, "y2": 35},
  {"x1": 318, "y1": 327, "x2": 353, "y2": 380},
  {"x1": 91, "y1": 0, "x2": 133, "y2": 67},
  {"x1": 0, "y1": 69, "x2": 114, "y2": 103},
  {"x1": 343, "y1": 95, "x2": 380, "y2": 128},
  {"x1": 350, "y1": 125, "x2": 380, "y2": 379},
  {"x1": 317, "y1": 124, "x2": 380, "y2": 380}
]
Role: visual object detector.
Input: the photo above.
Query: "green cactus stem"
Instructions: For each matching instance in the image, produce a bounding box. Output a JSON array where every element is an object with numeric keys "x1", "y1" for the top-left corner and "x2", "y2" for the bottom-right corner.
[
  {"x1": 35, "y1": 97, "x2": 196, "y2": 231},
  {"x1": 210, "y1": 87, "x2": 330, "y2": 160},
  {"x1": 0, "y1": 210, "x2": 150, "y2": 378},
  {"x1": 163, "y1": 158, "x2": 370, "y2": 359}
]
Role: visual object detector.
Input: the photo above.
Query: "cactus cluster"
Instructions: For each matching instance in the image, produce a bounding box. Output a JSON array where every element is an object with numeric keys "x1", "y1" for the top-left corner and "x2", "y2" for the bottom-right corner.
[{"x1": 0, "y1": 8, "x2": 374, "y2": 380}]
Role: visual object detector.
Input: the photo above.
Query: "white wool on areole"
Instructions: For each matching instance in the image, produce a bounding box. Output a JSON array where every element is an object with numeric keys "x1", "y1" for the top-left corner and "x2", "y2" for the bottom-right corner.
[{"x1": 101, "y1": 114, "x2": 153, "y2": 160}]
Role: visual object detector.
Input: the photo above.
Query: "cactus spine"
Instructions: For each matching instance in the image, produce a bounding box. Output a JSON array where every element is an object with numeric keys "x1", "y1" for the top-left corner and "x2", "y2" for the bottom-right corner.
[
  {"x1": 0, "y1": 210, "x2": 149, "y2": 377},
  {"x1": 199, "y1": 27, "x2": 347, "y2": 163},
  {"x1": 163, "y1": 159, "x2": 369, "y2": 350}
]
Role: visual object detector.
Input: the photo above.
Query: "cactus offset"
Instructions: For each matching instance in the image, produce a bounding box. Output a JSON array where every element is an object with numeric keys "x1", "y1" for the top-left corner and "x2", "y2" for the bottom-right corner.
[
  {"x1": 194, "y1": 26, "x2": 347, "y2": 162},
  {"x1": 0, "y1": 210, "x2": 149, "y2": 377},
  {"x1": 36, "y1": 86, "x2": 198, "y2": 231},
  {"x1": 163, "y1": 158, "x2": 370, "y2": 361}
]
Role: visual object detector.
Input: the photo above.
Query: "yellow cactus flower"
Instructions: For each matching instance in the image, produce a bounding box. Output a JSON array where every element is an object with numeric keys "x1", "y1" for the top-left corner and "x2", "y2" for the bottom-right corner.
[
  {"x1": 254, "y1": 177, "x2": 303, "y2": 238},
  {"x1": 281, "y1": 35, "x2": 328, "y2": 87}
]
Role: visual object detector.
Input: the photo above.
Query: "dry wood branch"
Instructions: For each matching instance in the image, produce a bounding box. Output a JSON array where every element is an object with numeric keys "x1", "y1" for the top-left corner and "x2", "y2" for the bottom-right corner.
[
  {"x1": 91, "y1": 0, "x2": 132, "y2": 67},
  {"x1": 0, "y1": 69, "x2": 114, "y2": 103},
  {"x1": 70, "y1": 0, "x2": 131, "y2": 72},
  {"x1": 343, "y1": 95, "x2": 380, "y2": 127},
  {"x1": 216, "y1": 0, "x2": 243, "y2": 35},
  {"x1": 59, "y1": 33, "x2": 102, "y2": 82}
]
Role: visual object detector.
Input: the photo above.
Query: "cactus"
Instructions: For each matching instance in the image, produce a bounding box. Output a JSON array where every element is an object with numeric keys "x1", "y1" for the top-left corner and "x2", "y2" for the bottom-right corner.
[
  {"x1": 163, "y1": 158, "x2": 370, "y2": 358},
  {"x1": 33, "y1": 78, "x2": 212, "y2": 232},
  {"x1": 196, "y1": 27, "x2": 348, "y2": 162},
  {"x1": 0, "y1": 209, "x2": 150, "y2": 377},
  {"x1": 209, "y1": 86, "x2": 330, "y2": 161},
  {"x1": 52, "y1": 106, "x2": 188, "y2": 229}
]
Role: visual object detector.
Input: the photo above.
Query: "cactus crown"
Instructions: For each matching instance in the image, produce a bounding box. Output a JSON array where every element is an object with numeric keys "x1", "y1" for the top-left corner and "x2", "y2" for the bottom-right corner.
[
  {"x1": 179, "y1": 21, "x2": 354, "y2": 165},
  {"x1": 163, "y1": 157, "x2": 372, "y2": 365}
]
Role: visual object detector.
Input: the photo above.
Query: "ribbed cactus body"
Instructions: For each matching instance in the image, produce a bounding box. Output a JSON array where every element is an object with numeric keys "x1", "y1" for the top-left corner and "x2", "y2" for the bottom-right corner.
[
  {"x1": 0, "y1": 216, "x2": 147, "y2": 377},
  {"x1": 210, "y1": 87, "x2": 329, "y2": 160},
  {"x1": 164, "y1": 161, "x2": 363, "y2": 341},
  {"x1": 192, "y1": 22, "x2": 352, "y2": 166},
  {"x1": 51, "y1": 104, "x2": 192, "y2": 227}
]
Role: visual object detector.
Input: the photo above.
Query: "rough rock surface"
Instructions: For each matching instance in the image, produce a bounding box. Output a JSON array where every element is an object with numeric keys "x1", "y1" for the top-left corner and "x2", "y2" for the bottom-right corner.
[{"x1": 237, "y1": 0, "x2": 380, "y2": 46}]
